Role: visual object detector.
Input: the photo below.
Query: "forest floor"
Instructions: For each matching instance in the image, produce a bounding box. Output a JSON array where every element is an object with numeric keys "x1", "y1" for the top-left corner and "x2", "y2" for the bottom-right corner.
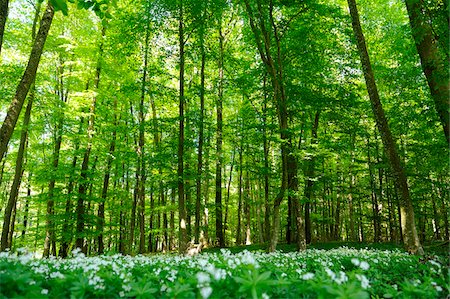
[{"x1": 0, "y1": 242, "x2": 448, "y2": 298}]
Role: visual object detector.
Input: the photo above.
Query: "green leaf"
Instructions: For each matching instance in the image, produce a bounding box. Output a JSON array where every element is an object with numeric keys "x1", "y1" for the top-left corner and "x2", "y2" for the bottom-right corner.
[{"x1": 50, "y1": 0, "x2": 69, "y2": 16}]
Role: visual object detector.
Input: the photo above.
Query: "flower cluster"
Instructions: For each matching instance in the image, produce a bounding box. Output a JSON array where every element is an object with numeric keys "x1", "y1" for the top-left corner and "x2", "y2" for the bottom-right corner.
[{"x1": 0, "y1": 247, "x2": 447, "y2": 298}]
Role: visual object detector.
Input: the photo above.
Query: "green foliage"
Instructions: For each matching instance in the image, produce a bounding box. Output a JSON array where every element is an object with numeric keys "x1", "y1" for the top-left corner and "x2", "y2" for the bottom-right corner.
[{"x1": 0, "y1": 247, "x2": 447, "y2": 298}]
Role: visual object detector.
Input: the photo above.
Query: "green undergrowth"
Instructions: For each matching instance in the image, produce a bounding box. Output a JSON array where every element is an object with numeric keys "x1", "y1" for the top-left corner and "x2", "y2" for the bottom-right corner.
[{"x1": 0, "y1": 246, "x2": 448, "y2": 299}]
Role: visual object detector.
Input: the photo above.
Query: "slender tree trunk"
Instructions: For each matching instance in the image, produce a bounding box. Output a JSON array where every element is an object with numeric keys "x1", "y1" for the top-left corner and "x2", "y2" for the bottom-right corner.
[
  {"x1": 367, "y1": 136, "x2": 381, "y2": 242},
  {"x1": 223, "y1": 151, "x2": 235, "y2": 243},
  {"x1": 97, "y1": 99, "x2": 117, "y2": 254},
  {"x1": 0, "y1": 89, "x2": 33, "y2": 251},
  {"x1": 404, "y1": 0, "x2": 449, "y2": 143},
  {"x1": 262, "y1": 90, "x2": 271, "y2": 243},
  {"x1": 347, "y1": 0, "x2": 423, "y2": 254},
  {"x1": 0, "y1": 3, "x2": 54, "y2": 163},
  {"x1": 21, "y1": 174, "x2": 31, "y2": 238},
  {"x1": 137, "y1": 18, "x2": 150, "y2": 255},
  {"x1": 244, "y1": 170, "x2": 251, "y2": 245},
  {"x1": 177, "y1": 0, "x2": 188, "y2": 254},
  {"x1": 170, "y1": 187, "x2": 175, "y2": 250},
  {"x1": 214, "y1": 23, "x2": 225, "y2": 248},
  {"x1": 44, "y1": 53, "x2": 67, "y2": 258},
  {"x1": 0, "y1": 0, "x2": 9, "y2": 55},
  {"x1": 236, "y1": 146, "x2": 243, "y2": 245},
  {"x1": 195, "y1": 23, "x2": 206, "y2": 245},
  {"x1": 304, "y1": 112, "x2": 320, "y2": 244}
]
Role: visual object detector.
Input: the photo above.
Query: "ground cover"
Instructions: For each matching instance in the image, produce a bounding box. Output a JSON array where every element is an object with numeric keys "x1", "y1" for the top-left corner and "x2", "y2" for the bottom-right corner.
[{"x1": 0, "y1": 246, "x2": 447, "y2": 298}]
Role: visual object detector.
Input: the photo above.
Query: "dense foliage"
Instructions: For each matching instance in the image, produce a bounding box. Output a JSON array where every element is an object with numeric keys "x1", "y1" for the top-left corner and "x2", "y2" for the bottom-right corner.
[
  {"x1": 1, "y1": 247, "x2": 448, "y2": 298},
  {"x1": 0, "y1": 0, "x2": 448, "y2": 258}
]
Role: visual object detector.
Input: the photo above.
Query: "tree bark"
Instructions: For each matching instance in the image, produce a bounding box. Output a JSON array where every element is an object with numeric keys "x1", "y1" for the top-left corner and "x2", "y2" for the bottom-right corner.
[
  {"x1": 0, "y1": 0, "x2": 9, "y2": 55},
  {"x1": 404, "y1": 0, "x2": 449, "y2": 144},
  {"x1": 347, "y1": 0, "x2": 423, "y2": 254},
  {"x1": 0, "y1": 3, "x2": 54, "y2": 163},
  {"x1": 215, "y1": 22, "x2": 225, "y2": 248}
]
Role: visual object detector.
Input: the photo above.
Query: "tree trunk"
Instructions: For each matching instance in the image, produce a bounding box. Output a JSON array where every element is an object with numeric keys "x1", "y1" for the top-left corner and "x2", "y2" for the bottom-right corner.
[
  {"x1": 347, "y1": 0, "x2": 423, "y2": 254},
  {"x1": 236, "y1": 146, "x2": 243, "y2": 245},
  {"x1": 304, "y1": 112, "x2": 320, "y2": 244},
  {"x1": 223, "y1": 151, "x2": 235, "y2": 243},
  {"x1": 214, "y1": 22, "x2": 225, "y2": 248},
  {"x1": 21, "y1": 174, "x2": 31, "y2": 238},
  {"x1": 244, "y1": 170, "x2": 251, "y2": 245},
  {"x1": 137, "y1": 17, "x2": 149, "y2": 255},
  {"x1": 262, "y1": 88, "x2": 271, "y2": 243},
  {"x1": 367, "y1": 135, "x2": 381, "y2": 243},
  {"x1": 195, "y1": 19, "x2": 206, "y2": 244},
  {"x1": 177, "y1": 0, "x2": 188, "y2": 254},
  {"x1": 0, "y1": 3, "x2": 54, "y2": 163},
  {"x1": 97, "y1": 98, "x2": 117, "y2": 254},
  {"x1": 44, "y1": 51, "x2": 67, "y2": 258},
  {"x1": 0, "y1": 0, "x2": 9, "y2": 55},
  {"x1": 404, "y1": 0, "x2": 449, "y2": 144},
  {"x1": 0, "y1": 89, "x2": 33, "y2": 251}
]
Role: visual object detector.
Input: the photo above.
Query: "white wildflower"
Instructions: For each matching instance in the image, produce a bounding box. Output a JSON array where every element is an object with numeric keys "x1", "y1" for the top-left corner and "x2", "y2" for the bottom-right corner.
[
  {"x1": 356, "y1": 274, "x2": 370, "y2": 289},
  {"x1": 262, "y1": 293, "x2": 270, "y2": 299},
  {"x1": 200, "y1": 286, "x2": 213, "y2": 299},
  {"x1": 122, "y1": 284, "x2": 132, "y2": 292},
  {"x1": 359, "y1": 261, "x2": 370, "y2": 270},
  {"x1": 29, "y1": 280, "x2": 36, "y2": 285},
  {"x1": 301, "y1": 272, "x2": 315, "y2": 280},
  {"x1": 49, "y1": 271, "x2": 64, "y2": 279},
  {"x1": 325, "y1": 268, "x2": 336, "y2": 281},
  {"x1": 119, "y1": 291, "x2": 125, "y2": 297},
  {"x1": 196, "y1": 272, "x2": 210, "y2": 284},
  {"x1": 41, "y1": 289, "x2": 48, "y2": 295},
  {"x1": 335, "y1": 271, "x2": 348, "y2": 285},
  {"x1": 351, "y1": 258, "x2": 360, "y2": 266}
]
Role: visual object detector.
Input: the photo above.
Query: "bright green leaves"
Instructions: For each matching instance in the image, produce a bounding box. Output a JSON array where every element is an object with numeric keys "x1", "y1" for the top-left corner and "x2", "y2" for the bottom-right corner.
[
  {"x1": 49, "y1": 0, "x2": 112, "y2": 19},
  {"x1": 77, "y1": 0, "x2": 113, "y2": 19},
  {"x1": 50, "y1": 0, "x2": 69, "y2": 15},
  {"x1": 233, "y1": 269, "x2": 280, "y2": 299}
]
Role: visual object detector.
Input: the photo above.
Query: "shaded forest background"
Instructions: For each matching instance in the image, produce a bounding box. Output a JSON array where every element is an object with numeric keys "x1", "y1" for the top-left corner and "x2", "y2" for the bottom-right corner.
[{"x1": 0, "y1": 0, "x2": 448, "y2": 257}]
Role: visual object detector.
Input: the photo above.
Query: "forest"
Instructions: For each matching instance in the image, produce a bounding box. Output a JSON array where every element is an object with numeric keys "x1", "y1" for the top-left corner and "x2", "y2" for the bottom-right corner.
[
  {"x1": 0, "y1": 0, "x2": 449, "y2": 297},
  {"x1": 1, "y1": 0, "x2": 449, "y2": 257}
]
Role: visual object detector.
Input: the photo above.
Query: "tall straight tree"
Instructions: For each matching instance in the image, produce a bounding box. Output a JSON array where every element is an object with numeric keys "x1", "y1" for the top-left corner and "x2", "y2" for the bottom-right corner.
[
  {"x1": 215, "y1": 15, "x2": 225, "y2": 248},
  {"x1": 177, "y1": 0, "x2": 188, "y2": 254},
  {"x1": 0, "y1": 2, "x2": 54, "y2": 163},
  {"x1": 404, "y1": 0, "x2": 449, "y2": 144},
  {"x1": 43, "y1": 54, "x2": 68, "y2": 258},
  {"x1": 97, "y1": 98, "x2": 117, "y2": 254},
  {"x1": 137, "y1": 8, "x2": 150, "y2": 254},
  {"x1": 243, "y1": 0, "x2": 305, "y2": 252},
  {"x1": 194, "y1": 0, "x2": 207, "y2": 245},
  {"x1": 347, "y1": 0, "x2": 423, "y2": 254}
]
